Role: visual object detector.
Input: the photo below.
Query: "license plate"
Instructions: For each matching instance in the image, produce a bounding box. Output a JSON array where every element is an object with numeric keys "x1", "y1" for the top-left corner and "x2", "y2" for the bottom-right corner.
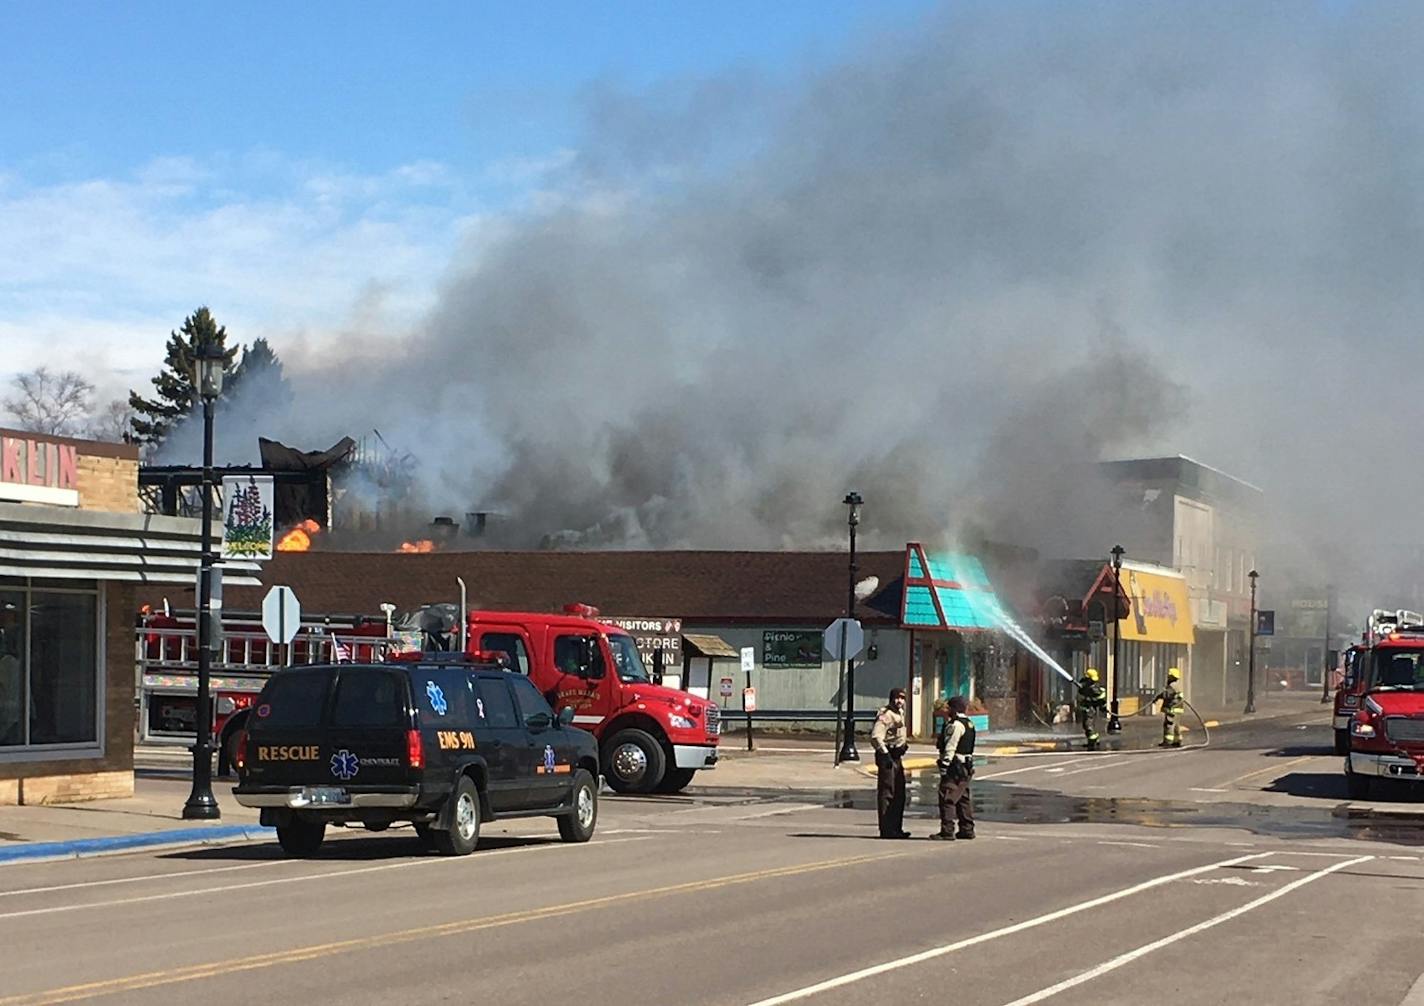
[{"x1": 300, "y1": 786, "x2": 350, "y2": 806}]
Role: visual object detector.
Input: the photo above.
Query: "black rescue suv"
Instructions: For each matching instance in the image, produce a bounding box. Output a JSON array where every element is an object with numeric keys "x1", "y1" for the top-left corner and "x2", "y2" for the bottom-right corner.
[{"x1": 233, "y1": 657, "x2": 601, "y2": 857}]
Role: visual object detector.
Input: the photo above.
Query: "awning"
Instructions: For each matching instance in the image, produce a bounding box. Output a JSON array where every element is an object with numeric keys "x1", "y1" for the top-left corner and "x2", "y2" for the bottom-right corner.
[
  {"x1": 0, "y1": 502, "x2": 262, "y2": 585},
  {"x1": 900, "y1": 543, "x2": 1009, "y2": 632},
  {"x1": 682, "y1": 633, "x2": 739, "y2": 658}
]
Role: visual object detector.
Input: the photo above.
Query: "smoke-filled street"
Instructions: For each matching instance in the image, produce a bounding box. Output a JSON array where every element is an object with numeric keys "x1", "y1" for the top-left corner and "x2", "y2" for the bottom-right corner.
[{"x1": 1, "y1": 713, "x2": 1420, "y2": 1006}]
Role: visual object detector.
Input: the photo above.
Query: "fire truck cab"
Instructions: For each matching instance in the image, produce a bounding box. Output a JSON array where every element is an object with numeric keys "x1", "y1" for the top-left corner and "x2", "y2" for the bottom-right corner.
[
  {"x1": 1343, "y1": 608, "x2": 1424, "y2": 799},
  {"x1": 448, "y1": 604, "x2": 720, "y2": 794}
]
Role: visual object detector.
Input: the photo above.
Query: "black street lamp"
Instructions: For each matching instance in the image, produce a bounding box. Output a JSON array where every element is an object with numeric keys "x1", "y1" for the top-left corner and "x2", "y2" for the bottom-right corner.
[
  {"x1": 182, "y1": 341, "x2": 225, "y2": 820},
  {"x1": 837, "y1": 491, "x2": 863, "y2": 763},
  {"x1": 1320, "y1": 583, "x2": 1334, "y2": 704},
  {"x1": 1106, "y1": 544, "x2": 1125, "y2": 734},
  {"x1": 1244, "y1": 569, "x2": 1259, "y2": 715}
]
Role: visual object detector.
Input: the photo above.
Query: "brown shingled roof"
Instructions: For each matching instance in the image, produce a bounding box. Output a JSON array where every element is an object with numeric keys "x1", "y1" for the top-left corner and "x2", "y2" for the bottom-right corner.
[{"x1": 142, "y1": 549, "x2": 910, "y2": 625}]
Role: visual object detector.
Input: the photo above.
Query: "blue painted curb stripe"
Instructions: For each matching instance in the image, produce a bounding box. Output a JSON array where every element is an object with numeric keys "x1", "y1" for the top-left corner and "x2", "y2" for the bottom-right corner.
[{"x1": 0, "y1": 824, "x2": 274, "y2": 864}]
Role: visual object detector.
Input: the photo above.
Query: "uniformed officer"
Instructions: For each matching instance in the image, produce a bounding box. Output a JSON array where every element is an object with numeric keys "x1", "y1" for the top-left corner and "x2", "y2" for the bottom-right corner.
[
  {"x1": 930, "y1": 694, "x2": 976, "y2": 841},
  {"x1": 1154, "y1": 667, "x2": 1186, "y2": 747},
  {"x1": 1077, "y1": 668, "x2": 1107, "y2": 750},
  {"x1": 870, "y1": 687, "x2": 910, "y2": 839}
]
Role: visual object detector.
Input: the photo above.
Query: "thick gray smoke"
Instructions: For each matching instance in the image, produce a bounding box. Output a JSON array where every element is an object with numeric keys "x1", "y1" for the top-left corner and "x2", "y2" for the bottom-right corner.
[{"x1": 240, "y1": 2, "x2": 1424, "y2": 561}]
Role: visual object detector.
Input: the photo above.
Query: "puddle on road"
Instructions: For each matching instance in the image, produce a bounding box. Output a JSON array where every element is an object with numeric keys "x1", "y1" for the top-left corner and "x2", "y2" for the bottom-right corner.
[{"x1": 674, "y1": 780, "x2": 1424, "y2": 846}]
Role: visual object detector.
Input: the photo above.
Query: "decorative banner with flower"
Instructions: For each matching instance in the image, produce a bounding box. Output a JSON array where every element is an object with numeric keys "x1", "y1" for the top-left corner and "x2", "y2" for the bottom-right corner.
[{"x1": 221, "y1": 475, "x2": 274, "y2": 560}]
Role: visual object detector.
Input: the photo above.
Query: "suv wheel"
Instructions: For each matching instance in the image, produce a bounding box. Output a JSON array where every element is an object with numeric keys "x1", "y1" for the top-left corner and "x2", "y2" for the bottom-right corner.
[
  {"x1": 604, "y1": 729, "x2": 666, "y2": 794},
  {"x1": 558, "y1": 769, "x2": 598, "y2": 843},
  {"x1": 433, "y1": 776, "x2": 481, "y2": 856},
  {"x1": 276, "y1": 820, "x2": 326, "y2": 857},
  {"x1": 656, "y1": 768, "x2": 696, "y2": 794}
]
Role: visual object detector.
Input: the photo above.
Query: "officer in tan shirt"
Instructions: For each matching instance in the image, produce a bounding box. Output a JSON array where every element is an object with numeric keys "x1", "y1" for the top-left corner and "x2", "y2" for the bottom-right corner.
[{"x1": 870, "y1": 687, "x2": 910, "y2": 839}]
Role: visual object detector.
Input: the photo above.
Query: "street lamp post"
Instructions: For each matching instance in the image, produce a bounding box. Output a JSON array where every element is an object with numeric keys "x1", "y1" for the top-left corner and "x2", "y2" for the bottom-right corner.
[
  {"x1": 1320, "y1": 583, "x2": 1334, "y2": 704},
  {"x1": 1107, "y1": 544, "x2": 1125, "y2": 734},
  {"x1": 1244, "y1": 569, "x2": 1259, "y2": 715},
  {"x1": 182, "y1": 342, "x2": 225, "y2": 820},
  {"x1": 837, "y1": 491, "x2": 863, "y2": 763}
]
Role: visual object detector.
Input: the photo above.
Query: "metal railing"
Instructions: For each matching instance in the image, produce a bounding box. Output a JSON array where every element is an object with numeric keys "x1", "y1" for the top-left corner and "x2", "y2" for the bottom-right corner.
[{"x1": 137, "y1": 626, "x2": 395, "y2": 674}]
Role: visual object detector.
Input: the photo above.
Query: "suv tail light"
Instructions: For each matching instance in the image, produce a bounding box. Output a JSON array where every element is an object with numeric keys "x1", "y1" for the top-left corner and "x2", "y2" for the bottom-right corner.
[
  {"x1": 233, "y1": 730, "x2": 248, "y2": 772},
  {"x1": 406, "y1": 729, "x2": 424, "y2": 769}
]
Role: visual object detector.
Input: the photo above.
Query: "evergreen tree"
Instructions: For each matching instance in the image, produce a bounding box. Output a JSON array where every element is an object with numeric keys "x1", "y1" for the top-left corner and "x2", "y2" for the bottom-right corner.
[
  {"x1": 224, "y1": 337, "x2": 293, "y2": 413},
  {"x1": 128, "y1": 307, "x2": 238, "y2": 447}
]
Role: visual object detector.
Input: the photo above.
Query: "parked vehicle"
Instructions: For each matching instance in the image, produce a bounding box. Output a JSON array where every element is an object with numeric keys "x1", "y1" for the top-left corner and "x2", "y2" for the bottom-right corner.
[
  {"x1": 1331, "y1": 644, "x2": 1367, "y2": 755},
  {"x1": 458, "y1": 603, "x2": 720, "y2": 794},
  {"x1": 233, "y1": 656, "x2": 600, "y2": 856},
  {"x1": 1344, "y1": 609, "x2": 1424, "y2": 799}
]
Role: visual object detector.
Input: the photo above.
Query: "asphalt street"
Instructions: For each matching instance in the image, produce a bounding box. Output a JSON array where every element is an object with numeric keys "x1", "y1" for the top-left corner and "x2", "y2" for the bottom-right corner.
[{"x1": 2, "y1": 714, "x2": 1421, "y2": 1006}]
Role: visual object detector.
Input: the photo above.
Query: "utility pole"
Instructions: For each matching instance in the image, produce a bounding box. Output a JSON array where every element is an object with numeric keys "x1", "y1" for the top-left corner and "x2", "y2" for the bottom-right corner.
[{"x1": 1244, "y1": 569, "x2": 1259, "y2": 715}]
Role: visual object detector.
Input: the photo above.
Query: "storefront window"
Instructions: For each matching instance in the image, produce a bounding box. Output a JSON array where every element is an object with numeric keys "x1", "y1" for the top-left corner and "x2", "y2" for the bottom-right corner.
[
  {"x1": 0, "y1": 582, "x2": 100, "y2": 751},
  {"x1": 0, "y1": 591, "x2": 23, "y2": 747}
]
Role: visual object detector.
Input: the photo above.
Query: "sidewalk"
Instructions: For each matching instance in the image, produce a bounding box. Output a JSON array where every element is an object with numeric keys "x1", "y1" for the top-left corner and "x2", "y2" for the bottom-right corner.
[{"x1": 0, "y1": 778, "x2": 267, "y2": 864}]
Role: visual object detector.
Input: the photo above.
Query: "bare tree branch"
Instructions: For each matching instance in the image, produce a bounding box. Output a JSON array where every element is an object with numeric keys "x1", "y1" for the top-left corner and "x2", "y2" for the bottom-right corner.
[{"x1": 3, "y1": 367, "x2": 96, "y2": 436}]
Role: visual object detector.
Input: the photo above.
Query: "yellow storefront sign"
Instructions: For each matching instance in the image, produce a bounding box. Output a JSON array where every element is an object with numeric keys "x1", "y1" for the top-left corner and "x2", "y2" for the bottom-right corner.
[{"x1": 1118, "y1": 566, "x2": 1194, "y2": 645}]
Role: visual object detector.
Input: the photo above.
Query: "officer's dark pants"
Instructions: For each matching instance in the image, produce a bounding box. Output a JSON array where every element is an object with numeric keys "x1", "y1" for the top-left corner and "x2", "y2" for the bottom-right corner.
[
  {"x1": 938, "y1": 768, "x2": 974, "y2": 836},
  {"x1": 876, "y1": 753, "x2": 906, "y2": 837}
]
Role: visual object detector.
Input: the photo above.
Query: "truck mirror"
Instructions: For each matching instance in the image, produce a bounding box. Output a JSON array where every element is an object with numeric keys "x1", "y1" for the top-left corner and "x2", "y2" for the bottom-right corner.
[{"x1": 558, "y1": 706, "x2": 575, "y2": 727}]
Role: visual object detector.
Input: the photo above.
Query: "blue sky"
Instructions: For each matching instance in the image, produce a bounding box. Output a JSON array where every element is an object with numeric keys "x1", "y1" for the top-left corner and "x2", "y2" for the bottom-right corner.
[{"x1": 0, "y1": 2, "x2": 935, "y2": 403}]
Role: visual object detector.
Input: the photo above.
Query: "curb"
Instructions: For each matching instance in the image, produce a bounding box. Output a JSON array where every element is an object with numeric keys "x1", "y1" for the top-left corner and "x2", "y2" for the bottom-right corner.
[{"x1": 0, "y1": 824, "x2": 274, "y2": 866}]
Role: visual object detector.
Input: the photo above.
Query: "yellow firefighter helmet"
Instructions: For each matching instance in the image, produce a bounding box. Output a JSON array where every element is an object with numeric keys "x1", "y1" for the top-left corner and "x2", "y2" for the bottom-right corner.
[
  {"x1": 1167, "y1": 667, "x2": 1181, "y2": 680},
  {"x1": 1084, "y1": 668, "x2": 1100, "y2": 682}
]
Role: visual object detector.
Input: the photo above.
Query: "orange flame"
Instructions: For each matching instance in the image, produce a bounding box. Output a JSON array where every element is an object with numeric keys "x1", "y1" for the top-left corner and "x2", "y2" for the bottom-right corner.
[
  {"x1": 397, "y1": 539, "x2": 436, "y2": 553},
  {"x1": 277, "y1": 519, "x2": 321, "y2": 552}
]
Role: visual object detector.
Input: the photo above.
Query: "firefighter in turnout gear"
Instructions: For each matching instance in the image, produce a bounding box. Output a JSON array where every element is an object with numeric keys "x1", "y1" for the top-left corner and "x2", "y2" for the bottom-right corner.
[
  {"x1": 1077, "y1": 668, "x2": 1108, "y2": 750},
  {"x1": 870, "y1": 687, "x2": 911, "y2": 839},
  {"x1": 931, "y1": 695, "x2": 976, "y2": 840},
  {"x1": 1154, "y1": 667, "x2": 1186, "y2": 747}
]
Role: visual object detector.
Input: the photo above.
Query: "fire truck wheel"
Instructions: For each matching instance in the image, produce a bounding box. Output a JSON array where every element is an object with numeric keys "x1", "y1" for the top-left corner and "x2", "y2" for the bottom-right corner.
[
  {"x1": 433, "y1": 776, "x2": 481, "y2": 856},
  {"x1": 1345, "y1": 765, "x2": 1372, "y2": 800},
  {"x1": 655, "y1": 768, "x2": 696, "y2": 794},
  {"x1": 603, "y1": 729, "x2": 666, "y2": 793},
  {"x1": 220, "y1": 730, "x2": 242, "y2": 778},
  {"x1": 276, "y1": 820, "x2": 326, "y2": 857},
  {"x1": 558, "y1": 769, "x2": 598, "y2": 843},
  {"x1": 1333, "y1": 729, "x2": 1349, "y2": 756}
]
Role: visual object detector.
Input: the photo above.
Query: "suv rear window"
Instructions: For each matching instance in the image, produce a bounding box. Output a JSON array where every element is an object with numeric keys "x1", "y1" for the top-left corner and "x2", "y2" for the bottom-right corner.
[
  {"x1": 414, "y1": 668, "x2": 471, "y2": 723},
  {"x1": 330, "y1": 669, "x2": 409, "y2": 729},
  {"x1": 254, "y1": 670, "x2": 332, "y2": 729}
]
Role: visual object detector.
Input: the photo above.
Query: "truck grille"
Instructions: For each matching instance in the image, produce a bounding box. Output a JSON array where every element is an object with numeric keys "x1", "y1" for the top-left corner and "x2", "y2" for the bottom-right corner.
[
  {"x1": 1384, "y1": 716, "x2": 1424, "y2": 744},
  {"x1": 706, "y1": 705, "x2": 721, "y2": 737}
]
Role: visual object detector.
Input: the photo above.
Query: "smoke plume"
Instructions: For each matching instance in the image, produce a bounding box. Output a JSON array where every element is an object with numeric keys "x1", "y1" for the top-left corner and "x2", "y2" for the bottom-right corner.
[{"x1": 217, "y1": 2, "x2": 1424, "y2": 566}]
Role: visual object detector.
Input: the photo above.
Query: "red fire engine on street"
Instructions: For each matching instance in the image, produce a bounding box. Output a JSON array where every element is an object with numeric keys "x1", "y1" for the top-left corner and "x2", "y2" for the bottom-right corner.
[{"x1": 1342, "y1": 608, "x2": 1424, "y2": 799}]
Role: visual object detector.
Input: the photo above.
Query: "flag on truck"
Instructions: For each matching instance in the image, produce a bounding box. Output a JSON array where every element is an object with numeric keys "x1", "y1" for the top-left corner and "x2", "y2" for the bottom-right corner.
[{"x1": 331, "y1": 637, "x2": 351, "y2": 663}]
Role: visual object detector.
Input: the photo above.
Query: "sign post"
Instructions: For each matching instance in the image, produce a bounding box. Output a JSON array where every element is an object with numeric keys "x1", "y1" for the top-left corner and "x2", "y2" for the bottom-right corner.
[
  {"x1": 262, "y1": 585, "x2": 302, "y2": 666},
  {"x1": 825, "y1": 618, "x2": 863, "y2": 766},
  {"x1": 740, "y1": 646, "x2": 756, "y2": 751}
]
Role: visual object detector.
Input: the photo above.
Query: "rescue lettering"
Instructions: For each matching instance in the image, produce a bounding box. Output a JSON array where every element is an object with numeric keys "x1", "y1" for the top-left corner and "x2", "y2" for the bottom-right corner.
[
  {"x1": 258, "y1": 744, "x2": 321, "y2": 761},
  {"x1": 436, "y1": 730, "x2": 476, "y2": 751}
]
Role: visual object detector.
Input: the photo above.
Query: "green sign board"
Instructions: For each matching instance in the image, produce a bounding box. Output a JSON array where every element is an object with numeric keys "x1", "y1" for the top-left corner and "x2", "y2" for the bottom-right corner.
[{"x1": 762, "y1": 630, "x2": 823, "y2": 668}]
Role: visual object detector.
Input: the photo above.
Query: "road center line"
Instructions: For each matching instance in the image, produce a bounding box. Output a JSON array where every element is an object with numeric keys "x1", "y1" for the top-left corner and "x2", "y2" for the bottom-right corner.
[
  {"x1": 743, "y1": 851, "x2": 1273, "y2": 1005},
  {"x1": 0, "y1": 850, "x2": 907, "y2": 1005},
  {"x1": 996, "y1": 855, "x2": 1372, "y2": 1005},
  {"x1": 0, "y1": 836, "x2": 652, "y2": 922},
  {"x1": 1222, "y1": 755, "x2": 1314, "y2": 788}
]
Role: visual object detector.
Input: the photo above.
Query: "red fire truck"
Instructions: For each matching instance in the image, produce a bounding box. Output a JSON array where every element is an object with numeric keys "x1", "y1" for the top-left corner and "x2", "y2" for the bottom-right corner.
[
  {"x1": 1343, "y1": 608, "x2": 1424, "y2": 799},
  {"x1": 459, "y1": 603, "x2": 720, "y2": 793},
  {"x1": 1332, "y1": 642, "x2": 1368, "y2": 755}
]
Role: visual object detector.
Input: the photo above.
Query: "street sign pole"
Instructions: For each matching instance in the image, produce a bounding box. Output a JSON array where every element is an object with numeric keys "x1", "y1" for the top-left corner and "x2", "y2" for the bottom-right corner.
[{"x1": 740, "y1": 646, "x2": 756, "y2": 751}]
